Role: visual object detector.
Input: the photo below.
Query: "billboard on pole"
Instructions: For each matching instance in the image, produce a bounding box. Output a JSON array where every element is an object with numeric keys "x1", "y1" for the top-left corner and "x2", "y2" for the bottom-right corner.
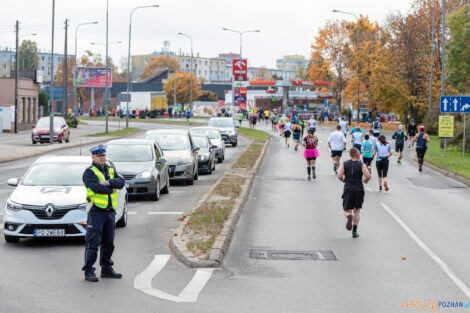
[
  {"x1": 74, "y1": 67, "x2": 112, "y2": 87},
  {"x1": 232, "y1": 59, "x2": 247, "y2": 81}
]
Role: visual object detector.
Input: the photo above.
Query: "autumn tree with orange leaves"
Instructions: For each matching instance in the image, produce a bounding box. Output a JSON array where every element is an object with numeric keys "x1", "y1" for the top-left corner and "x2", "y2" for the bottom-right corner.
[
  {"x1": 140, "y1": 55, "x2": 179, "y2": 80},
  {"x1": 163, "y1": 71, "x2": 201, "y2": 105}
]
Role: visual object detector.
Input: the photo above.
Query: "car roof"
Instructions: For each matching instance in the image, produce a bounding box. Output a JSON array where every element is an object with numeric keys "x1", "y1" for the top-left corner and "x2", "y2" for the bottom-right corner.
[
  {"x1": 34, "y1": 155, "x2": 91, "y2": 164},
  {"x1": 145, "y1": 129, "x2": 189, "y2": 135},
  {"x1": 106, "y1": 139, "x2": 156, "y2": 145}
]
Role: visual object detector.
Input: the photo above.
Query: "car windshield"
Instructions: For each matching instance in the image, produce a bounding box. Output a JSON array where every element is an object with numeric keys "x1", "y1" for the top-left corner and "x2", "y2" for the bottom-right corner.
[
  {"x1": 208, "y1": 119, "x2": 234, "y2": 128},
  {"x1": 191, "y1": 129, "x2": 220, "y2": 139},
  {"x1": 145, "y1": 133, "x2": 190, "y2": 150},
  {"x1": 22, "y1": 163, "x2": 89, "y2": 186},
  {"x1": 106, "y1": 144, "x2": 153, "y2": 162},
  {"x1": 192, "y1": 136, "x2": 209, "y2": 148},
  {"x1": 36, "y1": 118, "x2": 63, "y2": 128}
]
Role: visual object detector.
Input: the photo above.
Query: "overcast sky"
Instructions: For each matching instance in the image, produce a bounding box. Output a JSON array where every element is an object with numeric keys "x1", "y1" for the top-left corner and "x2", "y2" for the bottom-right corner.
[{"x1": 0, "y1": 0, "x2": 415, "y2": 69}]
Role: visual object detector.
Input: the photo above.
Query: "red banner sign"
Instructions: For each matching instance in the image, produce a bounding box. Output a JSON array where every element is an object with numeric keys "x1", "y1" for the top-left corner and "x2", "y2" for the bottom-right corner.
[
  {"x1": 232, "y1": 59, "x2": 247, "y2": 81},
  {"x1": 291, "y1": 79, "x2": 330, "y2": 87}
]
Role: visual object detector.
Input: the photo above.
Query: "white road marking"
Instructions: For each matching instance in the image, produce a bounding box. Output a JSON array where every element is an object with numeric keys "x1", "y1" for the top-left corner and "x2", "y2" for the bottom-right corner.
[
  {"x1": 127, "y1": 211, "x2": 137, "y2": 215},
  {"x1": 380, "y1": 202, "x2": 470, "y2": 298},
  {"x1": 134, "y1": 255, "x2": 215, "y2": 303},
  {"x1": 147, "y1": 211, "x2": 183, "y2": 215},
  {"x1": 366, "y1": 187, "x2": 373, "y2": 192}
]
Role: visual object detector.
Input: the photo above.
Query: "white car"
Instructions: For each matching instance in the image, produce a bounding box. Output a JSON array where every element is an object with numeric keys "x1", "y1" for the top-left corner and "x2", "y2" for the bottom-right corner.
[{"x1": 3, "y1": 156, "x2": 128, "y2": 243}]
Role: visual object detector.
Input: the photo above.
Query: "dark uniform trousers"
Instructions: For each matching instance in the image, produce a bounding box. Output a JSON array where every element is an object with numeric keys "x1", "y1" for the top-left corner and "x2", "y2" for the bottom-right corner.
[{"x1": 82, "y1": 208, "x2": 116, "y2": 275}]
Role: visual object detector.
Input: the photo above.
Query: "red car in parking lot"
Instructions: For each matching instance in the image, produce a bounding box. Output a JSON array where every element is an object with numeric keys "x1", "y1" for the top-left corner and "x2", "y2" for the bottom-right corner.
[{"x1": 32, "y1": 117, "x2": 70, "y2": 144}]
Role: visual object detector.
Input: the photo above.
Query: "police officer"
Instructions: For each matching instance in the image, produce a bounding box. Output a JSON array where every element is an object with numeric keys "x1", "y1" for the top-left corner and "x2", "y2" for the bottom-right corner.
[{"x1": 82, "y1": 144, "x2": 125, "y2": 282}]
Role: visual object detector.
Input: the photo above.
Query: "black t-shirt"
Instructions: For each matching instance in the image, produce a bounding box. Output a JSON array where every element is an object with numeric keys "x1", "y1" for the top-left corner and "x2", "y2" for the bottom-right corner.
[{"x1": 343, "y1": 160, "x2": 364, "y2": 192}]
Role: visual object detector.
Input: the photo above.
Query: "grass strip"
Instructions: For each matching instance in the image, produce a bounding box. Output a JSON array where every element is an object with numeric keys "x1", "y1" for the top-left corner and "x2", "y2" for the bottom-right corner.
[
  {"x1": 424, "y1": 135, "x2": 470, "y2": 180},
  {"x1": 86, "y1": 127, "x2": 139, "y2": 137},
  {"x1": 81, "y1": 116, "x2": 205, "y2": 126},
  {"x1": 238, "y1": 127, "x2": 270, "y2": 142}
]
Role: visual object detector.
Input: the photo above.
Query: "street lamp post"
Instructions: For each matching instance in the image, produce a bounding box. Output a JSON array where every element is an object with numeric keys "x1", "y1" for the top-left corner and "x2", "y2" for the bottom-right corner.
[
  {"x1": 222, "y1": 28, "x2": 260, "y2": 109},
  {"x1": 178, "y1": 32, "x2": 193, "y2": 113},
  {"x1": 90, "y1": 41, "x2": 122, "y2": 46},
  {"x1": 333, "y1": 10, "x2": 360, "y2": 122},
  {"x1": 74, "y1": 21, "x2": 98, "y2": 115},
  {"x1": 126, "y1": 5, "x2": 159, "y2": 129}
]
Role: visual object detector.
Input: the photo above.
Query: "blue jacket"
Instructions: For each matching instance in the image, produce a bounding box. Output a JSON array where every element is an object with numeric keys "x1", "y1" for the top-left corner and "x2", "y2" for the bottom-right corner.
[{"x1": 83, "y1": 162, "x2": 125, "y2": 210}]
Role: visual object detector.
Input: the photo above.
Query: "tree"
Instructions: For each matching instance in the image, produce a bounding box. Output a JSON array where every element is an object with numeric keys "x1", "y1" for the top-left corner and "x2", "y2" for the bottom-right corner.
[
  {"x1": 38, "y1": 88, "x2": 49, "y2": 114},
  {"x1": 296, "y1": 66, "x2": 308, "y2": 81},
  {"x1": 140, "y1": 55, "x2": 179, "y2": 79},
  {"x1": 446, "y1": 3, "x2": 470, "y2": 94},
  {"x1": 18, "y1": 40, "x2": 39, "y2": 71},
  {"x1": 252, "y1": 67, "x2": 273, "y2": 80},
  {"x1": 163, "y1": 71, "x2": 202, "y2": 105},
  {"x1": 199, "y1": 90, "x2": 219, "y2": 101}
]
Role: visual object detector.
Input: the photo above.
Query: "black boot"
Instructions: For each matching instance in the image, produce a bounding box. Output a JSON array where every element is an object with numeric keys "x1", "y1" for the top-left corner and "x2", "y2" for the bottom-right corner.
[
  {"x1": 101, "y1": 270, "x2": 123, "y2": 279},
  {"x1": 85, "y1": 273, "x2": 99, "y2": 282}
]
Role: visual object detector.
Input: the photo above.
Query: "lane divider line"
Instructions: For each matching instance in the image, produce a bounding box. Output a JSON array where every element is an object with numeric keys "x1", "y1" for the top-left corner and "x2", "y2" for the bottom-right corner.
[
  {"x1": 134, "y1": 254, "x2": 215, "y2": 302},
  {"x1": 147, "y1": 212, "x2": 183, "y2": 215},
  {"x1": 127, "y1": 211, "x2": 137, "y2": 215},
  {"x1": 380, "y1": 202, "x2": 470, "y2": 298}
]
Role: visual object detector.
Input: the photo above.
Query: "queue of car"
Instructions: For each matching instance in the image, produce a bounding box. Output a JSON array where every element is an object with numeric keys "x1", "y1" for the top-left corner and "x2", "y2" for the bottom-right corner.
[{"x1": 3, "y1": 117, "x2": 237, "y2": 243}]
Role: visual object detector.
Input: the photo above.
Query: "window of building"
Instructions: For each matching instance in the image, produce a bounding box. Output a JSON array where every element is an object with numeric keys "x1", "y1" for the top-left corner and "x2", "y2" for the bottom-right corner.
[
  {"x1": 41, "y1": 56, "x2": 44, "y2": 61},
  {"x1": 3, "y1": 65, "x2": 6, "y2": 70}
]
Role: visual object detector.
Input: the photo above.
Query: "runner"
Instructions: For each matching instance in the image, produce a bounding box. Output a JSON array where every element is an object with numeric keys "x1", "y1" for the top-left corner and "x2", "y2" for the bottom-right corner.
[
  {"x1": 392, "y1": 125, "x2": 407, "y2": 164},
  {"x1": 328, "y1": 125, "x2": 347, "y2": 175},
  {"x1": 371, "y1": 117, "x2": 382, "y2": 137},
  {"x1": 264, "y1": 109, "x2": 270, "y2": 125},
  {"x1": 337, "y1": 147, "x2": 371, "y2": 238},
  {"x1": 339, "y1": 117, "x2": 348, "y2": 138},
  {"x1": 299, "y1": 116, "x2": 306, "y2": 138},
  {"x1": 350, "y1": 123, "x2": 363, "y2": 135},
  {"x1": 238, "y1": 111, "x2": 244, "y2": 127},
  {"x1": 271, "y1": 112, "x2": 277, "y2": 131},
  {"x1": 351, "y1": 125, "x2": 364, "y2": 151},
  {"x1": 407, "y1": 118, "x2": 418, "y2": 149},
  {"x1": 373, "y1": 135, "x2": 392, "y2": 192},
  {"x1": 412, "y1": 126, "x2": 431, "y2": 172},
  {"x1": 278, "y1": 115, "x2": 285, "y2": 136},
  {"x1": 292, "y1": 121, "x2": 302, "y2": 151},
  {"x1": 368, "y1": 129, "x2": 378, "y2": 148},
  {"x1": 307, "y1": 115, "x2": 316, "y2": 133},
  {"x1": 283, "y1": 119, "x2": 292, "y2": 148},
  {"x1": 302, "y1": 129, "x2": 320, "y2": 180},
  {"x1": 361, "y1": 134, "x2": 374, "y2": 173}
]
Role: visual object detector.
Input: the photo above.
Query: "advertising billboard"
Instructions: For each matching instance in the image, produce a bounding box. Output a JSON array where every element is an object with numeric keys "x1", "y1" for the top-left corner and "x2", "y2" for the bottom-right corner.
[
  {"x1": 232, "y1": 59, "x2": 247, "y2": 81},
  {"x1": 74, "y1": 67, "x2": 112, "y2": 87}
]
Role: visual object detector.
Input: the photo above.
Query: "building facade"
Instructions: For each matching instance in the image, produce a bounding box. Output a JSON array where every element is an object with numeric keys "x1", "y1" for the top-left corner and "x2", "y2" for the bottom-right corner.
[
  {"x1": 276, "y1": 55, "x2": 309, "y2": 72},
  {"x1": 0, "y1": 47, "x2": 15, "y2": 78}
]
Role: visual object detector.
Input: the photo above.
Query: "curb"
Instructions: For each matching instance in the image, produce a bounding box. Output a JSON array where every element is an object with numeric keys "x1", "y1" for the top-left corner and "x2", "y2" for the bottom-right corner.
[
  {"x1": 169, "y1": 136, "x2": 271, "y2": 268},
  {"x1": 0, "y1": 130, "x2": 141, "y2": 164},
  {"x1": 413, "y1": 156, "x2": 470, "y2": 187}
]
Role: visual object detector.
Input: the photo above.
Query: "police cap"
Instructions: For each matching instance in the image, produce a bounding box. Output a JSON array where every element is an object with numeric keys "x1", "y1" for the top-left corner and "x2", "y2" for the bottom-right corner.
[{"x1": 89, "y1": 144, "x2": 107, "y2": 155}]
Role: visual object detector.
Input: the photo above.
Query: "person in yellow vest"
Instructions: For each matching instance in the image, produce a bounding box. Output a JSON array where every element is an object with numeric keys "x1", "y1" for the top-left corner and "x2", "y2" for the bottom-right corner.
[{"x1": 82, "y1": 144, "x2": 125, "y2": 282}]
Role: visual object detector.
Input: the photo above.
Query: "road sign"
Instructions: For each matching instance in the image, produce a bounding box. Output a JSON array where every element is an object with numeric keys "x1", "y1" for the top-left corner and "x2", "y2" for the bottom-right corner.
[
  {"x1": 440, "y1": 96, "x2": 470, "y2": 113},
  {"x1": 439, "y1": 115, "x2": 454, "y2": 138},
  {"x1": 232, "y1": 59, "x2": 247, "y2": 81}
]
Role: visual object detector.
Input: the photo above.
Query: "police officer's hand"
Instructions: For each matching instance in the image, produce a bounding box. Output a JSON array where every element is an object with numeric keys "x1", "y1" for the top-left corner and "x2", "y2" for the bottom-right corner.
[{"x1": 100, "y1": 180, "x2": 110, "y2": 186}]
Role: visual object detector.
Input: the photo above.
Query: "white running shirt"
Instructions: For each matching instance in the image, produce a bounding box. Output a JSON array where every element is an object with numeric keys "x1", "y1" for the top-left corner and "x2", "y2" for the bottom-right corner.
[
  {"x1": 328, "y1": 131, "x2": 347, "y2": 151},
  {"x1": 339, "y1": 121, "x2": 348, "y2": 134},
  {"x1": 308, "y1": 119, "x2": 316, "y2": 128},
  {"x1": 352, "y1": 132, "x2": 363, "y2": 145},
  {"x1": 284, "y1": 122, "x2": 292, "y2": 131}
]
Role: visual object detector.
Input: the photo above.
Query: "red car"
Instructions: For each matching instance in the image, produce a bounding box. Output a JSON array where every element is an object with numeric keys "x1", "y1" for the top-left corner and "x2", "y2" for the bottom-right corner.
[{"x1": 32, "y1": 117, "x2": 71, "y2": 144}]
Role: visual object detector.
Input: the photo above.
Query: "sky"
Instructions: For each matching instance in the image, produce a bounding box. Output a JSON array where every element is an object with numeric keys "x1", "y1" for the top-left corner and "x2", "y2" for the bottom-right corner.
[{"x1": 0, "y1": 0, "x2": 416, "y2": 70}]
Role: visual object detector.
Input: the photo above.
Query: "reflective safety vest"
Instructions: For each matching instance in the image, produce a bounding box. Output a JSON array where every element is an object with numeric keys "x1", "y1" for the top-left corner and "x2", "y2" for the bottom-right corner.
[{"x1": 85, "y1": 166, "x2": 118, "y2": 210}]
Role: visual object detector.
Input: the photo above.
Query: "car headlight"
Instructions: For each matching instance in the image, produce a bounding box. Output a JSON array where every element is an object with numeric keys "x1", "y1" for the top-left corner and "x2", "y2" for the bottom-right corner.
[
  {"x1": 177, "y1": 157, "x2": 192, "y2": 165},
  {"x1": 78, "y1": 203, "x2": 87, "y2": 211},
  {"x1": 5, "y1": 200, "x2": 23, "y2": 215},
  {"x1": 199, "y1": 154, "x2": 209, "y2": 161},
  {"x1": 135, "y1": 171, "x2": 151, "y2": 179}
]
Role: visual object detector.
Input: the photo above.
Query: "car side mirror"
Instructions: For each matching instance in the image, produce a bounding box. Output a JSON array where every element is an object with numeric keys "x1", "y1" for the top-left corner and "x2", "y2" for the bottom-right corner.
[
  {"x1": 193, "y1": 146, "x2": 200, "y2": 151},
  {"x1": 156, "y1": 157, "x2": 166, "y2": 164},
  {"x1": 7, "y1": 178, "x2": 18, "y2": 186}
]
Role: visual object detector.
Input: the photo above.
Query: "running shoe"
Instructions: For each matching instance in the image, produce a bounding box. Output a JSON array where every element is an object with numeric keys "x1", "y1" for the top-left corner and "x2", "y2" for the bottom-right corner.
[
  {"x1": 333, "y1": 164, "x2": 337, "y2": 172},
  {"x1": 288, "y1": 143, "x2": 290, "y2": 148},
  {"x1": 346, "y1": 215, "x2": 353, "y2": 231},
  {"x1": 384, "y1": 182, "x2": 389, "y2": 192},
  {"x1": 307, "y1": 175, "x2": 311, "y2": 181},
  {"x1": 419, "y1": 164, "x2": 423, "y2": 172},
  {"x1": 398, "y1": 159, "x2": 401, "y2": 164},
  {"x1": 334, "y1": 171, "x2": 338, "y2": 175},
  {"x1": 352, "y1": 231, "x2": 359, "y2": 238},
  {"x1": 379, "y1": 186, "x2": 382, "y2": 192},
  {"x1": 312, "y1": 172, "x2": 316, "y2": 179},
  {"x1": 294, "y1": 147, "x2": 298, "y2": 151}
]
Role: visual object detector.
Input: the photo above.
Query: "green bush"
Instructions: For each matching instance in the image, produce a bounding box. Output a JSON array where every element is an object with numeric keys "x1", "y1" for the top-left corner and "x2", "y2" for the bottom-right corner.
[{"x1": 66, "y1": 116, "x2": 79, "y2": 128}]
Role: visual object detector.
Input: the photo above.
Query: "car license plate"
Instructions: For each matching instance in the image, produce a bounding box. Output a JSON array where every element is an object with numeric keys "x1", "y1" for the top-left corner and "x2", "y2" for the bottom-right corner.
[
  {"x1": 125, "y1": 183, "x2": 130, "y2": 188},
  {"x1": 34, "y1": 229, "x2": 65, "y2": 237}
]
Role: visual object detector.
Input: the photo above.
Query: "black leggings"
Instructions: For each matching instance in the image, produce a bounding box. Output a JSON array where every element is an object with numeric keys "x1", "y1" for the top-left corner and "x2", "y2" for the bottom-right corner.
[
  {"x1": 376, "y1": 159, "x2": 389, "y2": 178},
  {"x1": 416, "y1": 148, "x2": 427, "y2": 164}
]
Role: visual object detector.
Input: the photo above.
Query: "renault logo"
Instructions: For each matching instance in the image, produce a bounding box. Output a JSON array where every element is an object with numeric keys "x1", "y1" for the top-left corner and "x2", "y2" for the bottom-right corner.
[{"x1": 45, "y1": 204, "x2": 55, "y2": 217}]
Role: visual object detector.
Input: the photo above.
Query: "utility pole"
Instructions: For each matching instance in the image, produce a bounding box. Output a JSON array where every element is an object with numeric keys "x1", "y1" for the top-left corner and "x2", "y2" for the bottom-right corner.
[
  {"x1": 49, "y1": 0, "x2": 55, "y2": 144},
  {"x1": 105, "y1": 0, "x2": 109, "y2": 134},
  {"x1": 62, "y1": 19, "x2": 68, "y2": 117},
  {"x1": 14, "y1": 20, "x2": 19, "y2": 133}
]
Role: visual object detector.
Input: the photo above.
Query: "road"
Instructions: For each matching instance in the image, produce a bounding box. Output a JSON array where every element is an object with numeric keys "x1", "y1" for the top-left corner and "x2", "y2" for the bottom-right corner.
[{"x1": 1, "y1": 121, "x2": 469, "y2": 313}]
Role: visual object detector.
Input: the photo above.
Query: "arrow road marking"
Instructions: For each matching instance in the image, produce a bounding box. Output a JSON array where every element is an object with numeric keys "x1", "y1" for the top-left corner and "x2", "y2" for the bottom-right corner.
[
  {"x1": 381, "y1": 202, "x2": 470, "y2": 299},
  {"x1": 134, "y1": 255, "x2": 215, "y2": 303}
]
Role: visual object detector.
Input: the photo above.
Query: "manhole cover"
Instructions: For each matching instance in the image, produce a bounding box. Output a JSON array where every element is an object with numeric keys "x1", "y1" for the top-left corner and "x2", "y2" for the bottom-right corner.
[
  {"x1": 406, "y1": 177, "x2": 466, "y2": 189},
  {"x1": 259, "y1": 176, "x2": 306, "y2": 182},
  {"x1": 249, "y1": 250, "x2": 337, "y2": 261}
]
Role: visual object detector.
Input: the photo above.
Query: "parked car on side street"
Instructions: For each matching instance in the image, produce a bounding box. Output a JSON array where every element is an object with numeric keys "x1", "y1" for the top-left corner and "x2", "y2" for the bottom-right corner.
[
  {"x1": 192, "y1": 135, "x2": 217, "y2": 174},
  {"x1": 106, "y1": 139, "x2": 170, "y2": 201},
  {"x1": 3, "y1": 156, "x2": 128, "y2": 243},
  {"x1": 189, "y1": 126, "x2": 225, "y2": 163},
  {"x1": 32, "y1": 116, "x2": 70, "y2": 144},
  {"x1": 144, "y1": 129, "x2": 199, "y2": 185},
  {"x1": 207, "y1": 117, "x2": 238, "y2": 147}
]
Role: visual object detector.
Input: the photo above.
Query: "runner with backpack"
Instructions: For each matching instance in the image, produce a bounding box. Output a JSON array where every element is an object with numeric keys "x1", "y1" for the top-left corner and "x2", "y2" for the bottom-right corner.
[{"x1": 412, "y1": 126, "x2": 431, "y2": 172}]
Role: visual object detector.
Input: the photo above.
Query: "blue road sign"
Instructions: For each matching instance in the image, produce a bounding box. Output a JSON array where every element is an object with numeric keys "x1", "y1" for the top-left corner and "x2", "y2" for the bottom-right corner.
[{"x1": 440, "y1": 96, "x2": 470, "y2": 113}]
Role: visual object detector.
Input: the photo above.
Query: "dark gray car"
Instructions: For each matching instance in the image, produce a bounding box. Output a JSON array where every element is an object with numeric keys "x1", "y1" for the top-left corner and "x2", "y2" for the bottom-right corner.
[
  {"x1": 144, "y1": 129, "x2": 199, "y2": 185},
  {"x1": 192, "y1": 135, "x2": 217, "y2": 174},
  {"x1": 106, "y1": 139, "x2": 170, "y2": 201},
  {"x1": 190, "y1": 126, "x2": 225, "y2": 163}
]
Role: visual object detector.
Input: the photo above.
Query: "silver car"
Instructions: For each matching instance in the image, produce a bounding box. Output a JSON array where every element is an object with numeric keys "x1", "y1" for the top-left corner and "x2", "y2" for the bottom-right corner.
[
  {"x1": 3, "y1": 156, "x2": 128, "y2": 243},
  {"x1": 190, "y1": 126, "x2": 225, "y2": 163},
  {"x1": 145, "y1": 129, "x2": 199, "y2": 185},
  {"x1": 106, "y1": 139, "x2": 170, "y2": 201},
  {"x1": 208, "y1": 117, "x2": 239, "y2": 147}
]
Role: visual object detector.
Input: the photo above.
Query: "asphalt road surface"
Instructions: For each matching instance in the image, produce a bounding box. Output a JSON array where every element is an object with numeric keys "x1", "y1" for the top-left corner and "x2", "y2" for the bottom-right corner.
[{"x1": 0, "y1": 120, "x2": 469, "y2": 313}]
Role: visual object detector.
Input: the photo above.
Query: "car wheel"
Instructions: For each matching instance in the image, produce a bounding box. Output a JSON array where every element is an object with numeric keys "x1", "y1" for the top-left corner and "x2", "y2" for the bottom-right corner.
[
  {"x1": 151, "y1": 177, "x2": 160, "y2": 201},
  {"x1": 65, "y1": 135, "x2": 70, "y2": 143},
  {"x1": 161, "y1": 172, "x2": 170, "y2": 194},
  {"x1": 58, "y1": 136, "x2": 63, "y2": 143},
  {"x1": 32, "y1": 140, "x2": 37, "y2": 145},
  {"x1": 207, "y1": 163, "x2": 212, "y2": 174},
  {"x1": 4, "y1": 235, "x2": 20, "y2": 243},
  {"x1": 116, "y1": 199, "x2": 128, "y2": 228},
  {"x1": 212, "y1": 159, "x2": 216, "y2": 171},
  {"x1": 217, "y1": 155, "x2": 223, "y2": 163},
  {"x1": 186, "y1": 174, "x2": 194, "y2": 185}
]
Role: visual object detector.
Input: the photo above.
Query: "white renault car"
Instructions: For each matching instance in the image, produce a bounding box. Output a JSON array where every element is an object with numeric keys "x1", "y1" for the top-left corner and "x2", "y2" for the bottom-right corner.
[{"x1": 3, "y1": 155, "x2": 128, "y2": 243}]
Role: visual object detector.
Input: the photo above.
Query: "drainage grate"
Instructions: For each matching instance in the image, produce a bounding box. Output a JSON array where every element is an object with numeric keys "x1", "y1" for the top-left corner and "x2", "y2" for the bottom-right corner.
[{"x1": 249, "y1": 250, "x2": 337, "y2": 261}]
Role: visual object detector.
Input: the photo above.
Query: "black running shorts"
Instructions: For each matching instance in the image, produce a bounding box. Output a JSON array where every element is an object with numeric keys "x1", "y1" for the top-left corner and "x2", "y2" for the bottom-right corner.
[
  {"x1": 342, "y1": 191, "x2": 365, "y2": 211},
  {"x1": 376, "y1": 158, "x2": 389, "y2": 178},
  {"x1": 363, "y1": 157, "x2": 373, "y2": 166},
  {"x1": 395, "y1": 143, "x2": 404, "y2": 152},
  {"x1": 331, "y1": 150, "x2": 343, "y2": 158}
]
